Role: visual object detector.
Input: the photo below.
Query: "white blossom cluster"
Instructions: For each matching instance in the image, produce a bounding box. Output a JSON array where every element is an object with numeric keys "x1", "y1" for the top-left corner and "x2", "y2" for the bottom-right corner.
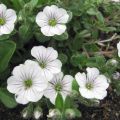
[
  {"x1": 4, "y1": 4, "x2": 110, "y2": 105},
  {"x1": 7, "y1": 45, "x2": 109, "y2": 104}
]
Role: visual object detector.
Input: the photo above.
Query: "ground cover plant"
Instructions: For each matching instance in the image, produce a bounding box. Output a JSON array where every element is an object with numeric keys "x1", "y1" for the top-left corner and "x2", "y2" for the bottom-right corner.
[{"x1": 0, "y1": 0, "x2": 120, "y2": 119}]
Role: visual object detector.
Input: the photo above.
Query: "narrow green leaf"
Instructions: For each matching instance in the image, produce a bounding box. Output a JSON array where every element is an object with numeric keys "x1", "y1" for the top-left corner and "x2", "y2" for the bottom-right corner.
[
  {"x1": 0, "y1": 41, "x2": 16, "y2": 73},
  {"x1": 55, "y1": 93, "x2": 64, "y2": 111}
]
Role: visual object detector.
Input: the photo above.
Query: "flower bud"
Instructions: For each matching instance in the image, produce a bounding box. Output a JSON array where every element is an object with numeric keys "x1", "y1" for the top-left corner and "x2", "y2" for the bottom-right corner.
[
  {"x1": 34, "y1": 106, "x2": 43, "y2": 120},
  {"x1": 70, "y1": 90, "x2": 79, "y2": 98},
  {"x1": 47, "y1": 109, "x2": 61, "y2": 119},
  {"x1": 22, "y1": 108, "x2": 28, "y2": 119},
  {"x1": 106, "y1": 59, "x2": 118, "y2": 67},
  {"x1": 113, "y1": 72, "x2": 120, "y2": 80},
  {"x1": 65, "y1": 109, "x2": 76, "y2": 119}
]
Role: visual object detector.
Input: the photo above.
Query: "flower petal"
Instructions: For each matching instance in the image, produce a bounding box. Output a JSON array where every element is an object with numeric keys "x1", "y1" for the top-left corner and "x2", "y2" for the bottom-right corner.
[
  {"x1": 94, "y1": 89, "x2": 107, "y2": 100},
  {"x1": 5, "y1": 9, "x2": 17, "y2": 23},
  {"x1": 36, "y1": 12, "x2": 48, "y2": 27},
  {"x1": 15, "y1": 93, "x2": 29, "y2": 105},
  {"x1": 0, "y1": 24, "x2": 14, "y2": 34},
  {"x1": 44, "y1": 85, "x2": 57, "y2": 104},
  {"x1": 117, "y1": 41, "x2": 120, "y2": 57},
  {"x1": 41, "y1": 26, "x2": 55, "y2": 36},
  {"x1": 52, "y1": 24, "x2": 66, "y2": 35},
  {"x1": 43, "y1": 5, "x2": 58, "y2": 18},
  {"x1": 46, "y1": 47, "x2": 58, "y2": 60},
  {"x1": 0, "y1": 4, "x2": 7, "y2": 14},
  {"x1": 79, "y1": 88, "x2": 95, "y2": 99},
  {"x1": 42, "y1": 69, "x2": 53, "y2": 81},
  {"x1": 55, "y1": 8, "x2": 69, "y2": 24},
  {"x1": 7, "y1": 76, "x2": 24, "y2": 94},
  {"x1": 47, "y1": 59, "x2": 62, "y2": 74},
  {"x1": 86, "y1": 67, "x2": 100, "y2": 82},
  {"x1": 31, "y1": 46, "x2": 47, "y2": 61},
  {"x1": 94, "y1": 75, "x2": 109, "y2": 90},
  {"x1": 26, "y1": 88, "x2": 44, "y2": 102},
  {"x1": 75, "y1": 72, "x2": 86, "y2": 87}
]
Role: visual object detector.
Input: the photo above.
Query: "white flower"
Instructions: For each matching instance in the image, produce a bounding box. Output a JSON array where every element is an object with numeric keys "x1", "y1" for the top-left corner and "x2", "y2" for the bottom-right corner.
[
  {"x1": 7, "y1": 60, "x2": 48, "y2": 104},
  {"x1": 36, "y1": 5, "x2": 69, "y2": 36},
  {"x1": 31, "y1": 46, "x2": 62, "y2": 81},
  {"x1": 44, "y1": 72, "x2": 73, "y2": 104},
  {"x1": 0, "y1": 4, "x2": 17, "y2": 35},
  {"x1": 75, "y1": 67, "x2": 109, "y2": 100},
  {"x1": 117, "y1": 41, "x2": 120, "y2": 57}
]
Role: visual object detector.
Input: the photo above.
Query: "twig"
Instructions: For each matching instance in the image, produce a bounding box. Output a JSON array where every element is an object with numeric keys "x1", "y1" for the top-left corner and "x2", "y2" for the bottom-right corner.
[{"x1": 98, "y1": 33, "x2": 120, "y2": 43}]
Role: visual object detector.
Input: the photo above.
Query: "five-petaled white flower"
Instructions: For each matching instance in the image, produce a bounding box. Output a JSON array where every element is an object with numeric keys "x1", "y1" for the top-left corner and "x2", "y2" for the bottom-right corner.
[
  {"x1": 44, "y1": 72, "x2": 74, "y2": 104},
  {"x1": 36, "y1": 5, "x2": 69, "y2": 36},
  {"x1": 75, "y1": 67, "x2": 109, "y2": 100},
  {"x1": 31, "y1": 46, "x2": 62, "y2": 81},
  {"x1": 7, "y1": 60, "x2": 48, "y2": 105},
  {"x1": 117, "y1": 41, "x2": 120, "y2": 57},
  {"x1": 0, "y1": 4, "x2": 17, "y2": 35}
]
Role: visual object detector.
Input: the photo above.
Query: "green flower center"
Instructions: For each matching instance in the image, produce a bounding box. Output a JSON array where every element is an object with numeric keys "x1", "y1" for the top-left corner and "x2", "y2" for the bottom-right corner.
[
  {"x1": 86, "y1": 82, "x2": 93, "y2": 90},
  {"x1": 55, "y1": 83, "x2": 62, "y2": 92},
  {"x1": 0, "y1": 18, "x2": 5, "y2": 25},
  {"x1": 24, "y1": 79, "x2": 32, "y2": 89},
  {"x1": 39, "y1": 62, "x2": 46, "y2": 69},
  {"x1": 49, "y1": 19, "x2": 57, "y2": 26}
]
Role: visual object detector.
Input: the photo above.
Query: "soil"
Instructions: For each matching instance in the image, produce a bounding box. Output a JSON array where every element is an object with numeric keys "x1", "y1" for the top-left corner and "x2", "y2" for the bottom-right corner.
[{"x1": 0, "y1": 88, "x2": 120, "y2": 120}]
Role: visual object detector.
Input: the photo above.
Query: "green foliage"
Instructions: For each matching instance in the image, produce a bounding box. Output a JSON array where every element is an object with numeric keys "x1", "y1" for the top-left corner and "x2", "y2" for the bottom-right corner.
[
  {"x1": 55, "y1": 93, "x2": 64, "y2": 111},
  {"x1": 0, "y1": 88, "x2": 17, "y2": 108},
  {"x1": 0, "y1": 41, "x2": 16, "y2": 73},
  {"x1": 0, "y1": 0, "x2": 120, "y2": 119}
]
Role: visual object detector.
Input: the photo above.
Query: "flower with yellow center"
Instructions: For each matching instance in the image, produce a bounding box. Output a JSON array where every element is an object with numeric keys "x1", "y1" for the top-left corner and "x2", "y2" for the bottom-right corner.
[
  {"x1": 36, "y1": 5, "x2": 69, "y2": 36},
  {"x1": 7, "y1": 60, "x2": 48, "y2": 104},
  {"x1": 44, "y1": 72, "x2": 74, "y2": 104},
  {"x1": 0, "y1": 4, "x2": 17, "y2": 35},
  {"x1": 75, "y1": 67, "x2": 109, "y2": 100}
]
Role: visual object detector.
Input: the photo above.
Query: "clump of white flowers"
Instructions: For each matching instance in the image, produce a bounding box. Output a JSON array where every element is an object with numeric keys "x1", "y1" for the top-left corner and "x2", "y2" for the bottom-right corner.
[
  {"x1": 31, "y1": 46, "x2": 62, "y2": 81},
  {"x1": 0, "y1": 4, "x2": 17, "y2": 35},
  {"x1": 7, "y1": 60, "x2": 48, "y2": 104},
  {"x1": 44, "y1": 72, "x2": 73, "y2": 104},
  {"x1": 75, "y1": 67, "x2": 109, "y2": 100},
  {"x1": 117, "y1": 41, "x2": 120, "y2": 57},
  {"x1": 36, "y1": 5, "x2": 69, "y2": 36}
]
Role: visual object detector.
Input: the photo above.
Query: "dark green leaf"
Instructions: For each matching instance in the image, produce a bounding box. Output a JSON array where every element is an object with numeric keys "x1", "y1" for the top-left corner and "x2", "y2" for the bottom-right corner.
[
  {"x1": 0, "y1": 88, "x2": 17, "y2": 108},
  {"x1": 0, "y1": 41, "x2": 16, "y2": 73}
]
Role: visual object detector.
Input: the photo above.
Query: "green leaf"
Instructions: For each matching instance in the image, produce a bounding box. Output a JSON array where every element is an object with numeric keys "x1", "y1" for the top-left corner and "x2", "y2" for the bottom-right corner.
[
  {"x1": 35, "y1": 32, "x2": 50, "y2": 43},
  {"x1": 64, "y1": 96, "x2": 72, "y2": 109},
  {"x1": 71, "y1": 54, "x2": 87, "y2": 68},
  {"x1": 0, "y1": 35, "x2": 10, "y2": 41},
  {"x1": 73, "y1": 108, "x2": 82, "y2": 117},
  {"x1": 84, "y1": 43, "x2": 99, "y2": 52},
  {"x1": 0, "y1": 41, "x2": 16, "y2": 73},
  {"x1": 19, "y1": 24, "x2": 33, "y2": 44},
  {"x1": 0, "y1": 88, "x2": 17, "y2": 108},
  {"x1": 11, "y1": 0, "x2": 25, "y2": 11},
  {"x1": 58, "y1": 53, "x2": 68, "y2": 64},
  {"x1": 53, "y1": 32, "x2": 68, "y2": 41},
  {"x1": 72, "y1": 80, "x2": 79, "y2": 91},
  {"x1": 25, "y1": 0, "x2": 38, "y2": 12},
  {"x1": 55, "y1": 93, "x2": 64, "y2": 111}
]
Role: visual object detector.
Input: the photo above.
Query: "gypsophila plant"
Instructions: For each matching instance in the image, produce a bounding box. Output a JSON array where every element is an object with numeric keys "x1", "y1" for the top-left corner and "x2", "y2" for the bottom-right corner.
[{"x1": 0, "y1": 0, "x2": 120, "y2": 119}]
